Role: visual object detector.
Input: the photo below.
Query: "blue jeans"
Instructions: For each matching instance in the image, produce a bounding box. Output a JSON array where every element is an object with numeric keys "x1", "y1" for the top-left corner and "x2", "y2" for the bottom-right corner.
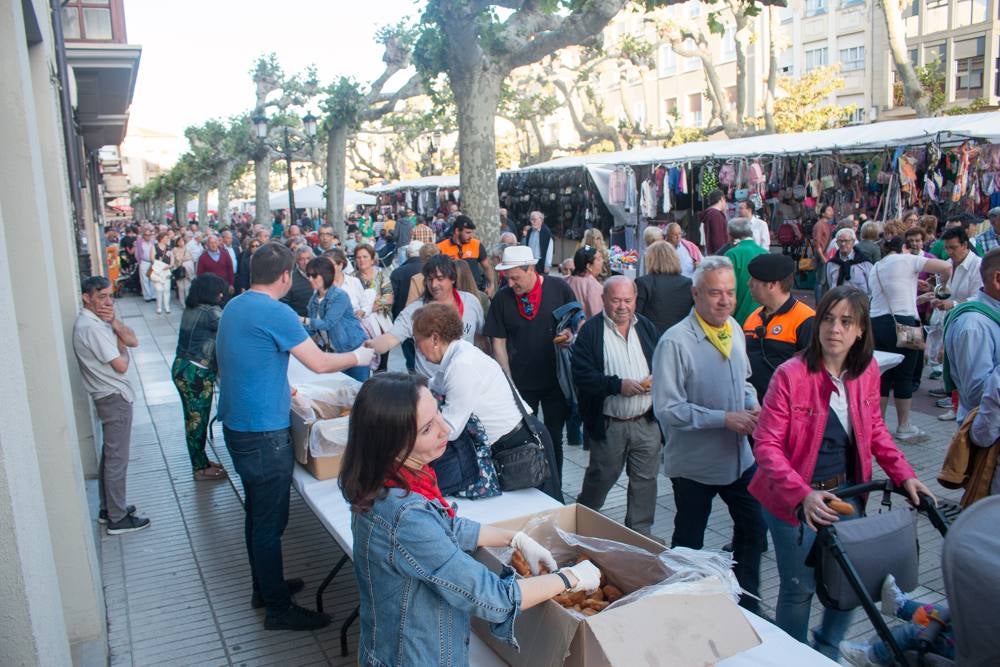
[
  {"x1": 764, "y1": 502, "x2": 860, "y2": 659},
  {"x1": 670, "y1": 465, "x2": 767, "y2": 614},
  {"x1": 870, "y1": 600, "x2": 954, "y2": 664},
  {"x1": 224, "y1": 427, "x2": 295, "y2": 614},
  {"x1": 343, "y1": 365, "x2": 370, "y2": 383}
]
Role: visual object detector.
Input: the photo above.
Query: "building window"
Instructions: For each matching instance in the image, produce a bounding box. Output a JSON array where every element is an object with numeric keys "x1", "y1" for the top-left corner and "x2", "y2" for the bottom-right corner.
[
  {"x1": 683, "y1": 39, "x2": 700, "y2": 72},
  {"x1": 954, "y1": 0, "x2": 988, "y2": 27},
  {"x1": 687, "y1": 94, "x2": 702, "y2": 127},
  {"x1": 780, "y1": 6, "x2": 795, "y2": 23},
  {"x1": 805, "y1": 47, "x2": 829, "y2": 72},
  {"x1": 687, "y1": 1, "x2": 701, "y2": 18},
  {"x1": 926, "y1": 0, "x2": 948, "y2": 30},
  {"x1": 955, "y1": 56, "x2": 984, "y2": 98},
  {"x1": 62, "y1": 1, "x2": 115, "y2": 41},
  {"x1": 726, "y1": 86, "x2": 737, "y2": 106},
  {"x1": 805, "y1": 0, "x2": 827, "y2": 17},
  {"x1": 721, "y1": 25, "x2": 736, "y2": 61},
  {"x1": 841, "y1": 0, "x2": 864, "y2": 7},
  {"x1": 925, "y1": 43, "x2": 946, "y2": 69},
  {"x1": 658, "y1": 45, "x2": 676, "y2": 74},
  {"x1": 840, "y1": 46, "x2": 865, "y2": 72},
  {"x1": 663, "y1": 97, "x2": 678, "y2": 123},
  {"x1": 634, "y1": 102, "x2": 647, "y2": 127},
  {"x1": 849, "y1": 107, "x2": 865, "y2": 124}
]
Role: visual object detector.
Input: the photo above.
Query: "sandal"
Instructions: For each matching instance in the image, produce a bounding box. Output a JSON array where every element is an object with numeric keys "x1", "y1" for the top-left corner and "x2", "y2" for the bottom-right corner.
[
  {"x1": 207, "y1": 460, "x2": 224, "y2": 469},
  {"x1": 194, "y1": 466, "x2": 228, "y2": 481}
]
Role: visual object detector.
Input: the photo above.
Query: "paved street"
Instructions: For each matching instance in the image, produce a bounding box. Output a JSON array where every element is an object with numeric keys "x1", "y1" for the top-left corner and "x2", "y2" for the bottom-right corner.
[{"x1": 100, "y1": 294, "x2": 961, "y2": 666}]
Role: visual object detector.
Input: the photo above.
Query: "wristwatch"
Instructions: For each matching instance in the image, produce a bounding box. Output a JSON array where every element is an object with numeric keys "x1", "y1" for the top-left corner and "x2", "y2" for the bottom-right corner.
[{"x1": 554, "y1": 569, "x2": 572, "y2": 592}]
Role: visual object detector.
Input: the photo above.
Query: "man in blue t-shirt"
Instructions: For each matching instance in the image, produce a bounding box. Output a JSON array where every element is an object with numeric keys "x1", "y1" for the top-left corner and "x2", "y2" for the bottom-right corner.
[{"x1": 217, "y1": 242, "x2": 373, "y2": 631}]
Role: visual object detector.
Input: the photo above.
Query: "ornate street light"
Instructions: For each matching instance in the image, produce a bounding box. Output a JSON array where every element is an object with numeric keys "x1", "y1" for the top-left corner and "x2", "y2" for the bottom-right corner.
[
  {"x1": 302, "y1": 112, "x2": 318, "y2": 139},
  {"x1": 251, "y1": 111, "x2": 268, "y2": 140},
  {"x1": 252, "y1": 111, "x2": 318, "y2": 222}
]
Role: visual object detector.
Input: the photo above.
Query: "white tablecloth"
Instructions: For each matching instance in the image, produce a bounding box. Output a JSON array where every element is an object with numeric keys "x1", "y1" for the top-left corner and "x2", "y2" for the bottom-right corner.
[
  {"x1": 874, "y1": 349, "x2": 904, "y2": 373},
  {"x1": 291, "y1": 467, "x2": 834, "y2": 666}
]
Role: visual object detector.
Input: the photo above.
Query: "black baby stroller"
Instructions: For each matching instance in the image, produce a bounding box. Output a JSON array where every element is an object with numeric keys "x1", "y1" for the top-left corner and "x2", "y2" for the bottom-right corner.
[{"x1": 809, "y1": 480, "x2": 999, "y2": 666}]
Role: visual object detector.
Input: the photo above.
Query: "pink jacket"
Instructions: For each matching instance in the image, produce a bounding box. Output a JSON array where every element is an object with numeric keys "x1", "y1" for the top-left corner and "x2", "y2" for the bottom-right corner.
[
  {"x1": 748, "y1": 356, "x2": 916, "y2": 525},
  {"x1": 679, "y1": 238, "x2": 703, "y2": 265}
]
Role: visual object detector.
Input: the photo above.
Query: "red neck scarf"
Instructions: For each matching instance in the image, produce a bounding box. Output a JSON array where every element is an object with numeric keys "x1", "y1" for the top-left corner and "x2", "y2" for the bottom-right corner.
[
  {"x1": 515, "y1": 275, "x2": 543, "y2": 320},
  {"x1": 452, "y1": 288, "x2": 465, "y2": 317},
  {"x1": 385, "y1": 465, "x2": 455, "y2": 517}
]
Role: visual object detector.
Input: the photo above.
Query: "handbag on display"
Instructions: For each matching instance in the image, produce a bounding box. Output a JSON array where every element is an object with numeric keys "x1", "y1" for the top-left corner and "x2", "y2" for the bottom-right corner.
[
  {"x1": 875, "y1": 266, "x2": 925, "y2": 351},
  {"x1": 490, "y1": 373, "x2": 550, "y2": 491}
]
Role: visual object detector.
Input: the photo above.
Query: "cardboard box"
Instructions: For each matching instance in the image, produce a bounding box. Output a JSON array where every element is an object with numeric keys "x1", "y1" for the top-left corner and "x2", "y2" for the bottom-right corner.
[
  {"x1": 472, "y1": 505, "x2": 760, "y2": 666},
  {"x1": 290, "y1": 413, "x2": 348, "y2": 480},
  {"x1": 289, "y1": 373, "x2": 359, "y2": 481}
]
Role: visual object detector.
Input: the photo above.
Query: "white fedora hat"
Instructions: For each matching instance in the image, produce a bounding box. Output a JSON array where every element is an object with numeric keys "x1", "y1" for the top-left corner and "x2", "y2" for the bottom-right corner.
[{"x1": 495, "y1": 245, "x2": 538, "y2": 271}]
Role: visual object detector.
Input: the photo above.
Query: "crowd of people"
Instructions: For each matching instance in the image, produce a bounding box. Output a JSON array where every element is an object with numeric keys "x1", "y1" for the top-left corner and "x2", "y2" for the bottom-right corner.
[{"x1": 75, "y1": 197, "x2": 1000, "y2": 665}]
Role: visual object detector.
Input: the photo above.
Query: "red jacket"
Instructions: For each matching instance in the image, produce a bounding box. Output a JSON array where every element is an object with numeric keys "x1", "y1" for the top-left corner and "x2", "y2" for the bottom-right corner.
[{"x1": 748, "y1": 355, "x2": 916, "y2": 525}]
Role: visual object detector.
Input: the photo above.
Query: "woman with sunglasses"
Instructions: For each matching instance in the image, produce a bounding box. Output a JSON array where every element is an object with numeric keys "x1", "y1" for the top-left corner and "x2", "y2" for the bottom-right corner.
[
  {"x1": 235, "y1": 237, "x2": 262, "y2": 295},
  {"x1": 301, "y1": 257, "x2": 369, "y2": 382}
]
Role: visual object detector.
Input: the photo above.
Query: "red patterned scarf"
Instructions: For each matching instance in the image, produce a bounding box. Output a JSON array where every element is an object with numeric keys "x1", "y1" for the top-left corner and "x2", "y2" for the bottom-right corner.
[
  {"x1": 515, "y1": 275, "x2": 543, "y2": 320},
  {"x1": 385, "y1": 465, "x2": 455, "y2": 517}
]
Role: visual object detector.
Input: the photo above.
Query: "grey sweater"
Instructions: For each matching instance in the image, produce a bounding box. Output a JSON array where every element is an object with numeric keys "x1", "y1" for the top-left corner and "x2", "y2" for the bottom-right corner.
[{"x1": 652, "y1": 311, "x2": 758, "y2": 485}]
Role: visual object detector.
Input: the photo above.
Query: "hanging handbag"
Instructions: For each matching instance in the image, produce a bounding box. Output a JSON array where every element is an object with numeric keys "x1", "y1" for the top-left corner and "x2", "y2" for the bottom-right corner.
[
  {"x1": 875, "y1": 264, "x2": 925, "y2": 351},
  {"x1": 491, "y1": 373, "x2": 551, "y2": 491},
  {"x1": 430, "y1": 431, "x2": 481, "y2": 497}
]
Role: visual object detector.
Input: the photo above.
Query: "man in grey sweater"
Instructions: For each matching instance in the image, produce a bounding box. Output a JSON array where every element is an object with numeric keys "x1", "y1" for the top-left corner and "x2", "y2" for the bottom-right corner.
[{"x1": 651, "y1": 255, "x2": 766, "y2": 614}]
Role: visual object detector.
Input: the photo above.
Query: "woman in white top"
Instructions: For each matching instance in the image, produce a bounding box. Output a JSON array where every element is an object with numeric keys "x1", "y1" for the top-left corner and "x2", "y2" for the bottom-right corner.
[
  {"x1": 869, "y1": 237, "x2": 951, "y2": 440},
  {"x1": 322, "y1": 247, "x2": 365, "y2": 311},
  {"x1": 367, "y1": 255, "x2": 484, "y2": 378},
  {"x1": 411, "y1": 302, "x2": 563, "y2": 501}
]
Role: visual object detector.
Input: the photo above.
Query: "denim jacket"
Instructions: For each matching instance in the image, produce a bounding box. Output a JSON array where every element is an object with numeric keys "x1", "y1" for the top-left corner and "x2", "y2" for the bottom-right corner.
[
  {"x1": 352, "y1": 487, "x2": 522, "y2": 667},
  {"x1": 306, "y1": 287, "x2": 366, "y2": 352},
  {"x1": 175, "y1": 304, "x2": 221, "y2": 371}
]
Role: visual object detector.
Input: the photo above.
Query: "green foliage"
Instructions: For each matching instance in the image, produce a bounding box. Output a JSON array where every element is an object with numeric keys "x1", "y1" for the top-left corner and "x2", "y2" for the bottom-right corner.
[
  {"x1": 893, "y1": 57, "x2": 945, "y2": 113},
  {"x1": 942, "y1": 97, "x2": 990, "y2": 115},
  {"x1": 319, "y1": 77, "x2": 365, "y2": 132},
  {"x1": 767, "y1": 65, "x2": 854, "y2": 132}
]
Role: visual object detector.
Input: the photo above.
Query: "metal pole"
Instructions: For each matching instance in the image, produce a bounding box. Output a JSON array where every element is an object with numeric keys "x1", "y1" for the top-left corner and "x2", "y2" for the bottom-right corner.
[{"x1": 285, "y1": 127, "x2": 296, "y2": 222}]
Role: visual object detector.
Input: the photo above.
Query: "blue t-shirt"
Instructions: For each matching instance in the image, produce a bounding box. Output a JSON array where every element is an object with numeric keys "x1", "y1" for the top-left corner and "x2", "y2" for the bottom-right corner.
[{"x1": 216, "y1": 291, "x2": 308, "y2": 431}]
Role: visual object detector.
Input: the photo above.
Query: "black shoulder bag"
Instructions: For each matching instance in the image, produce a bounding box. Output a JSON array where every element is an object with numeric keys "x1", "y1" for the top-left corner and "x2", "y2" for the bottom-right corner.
[{"x1": 491, "y1": 373, "x2": 551, "y2": 491}]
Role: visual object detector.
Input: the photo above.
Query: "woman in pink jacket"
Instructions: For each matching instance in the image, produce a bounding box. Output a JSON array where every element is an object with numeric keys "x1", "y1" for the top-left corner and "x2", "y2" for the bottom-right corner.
[{"x1": 748, "y1": 285, "x2": 935, "y2": 660}]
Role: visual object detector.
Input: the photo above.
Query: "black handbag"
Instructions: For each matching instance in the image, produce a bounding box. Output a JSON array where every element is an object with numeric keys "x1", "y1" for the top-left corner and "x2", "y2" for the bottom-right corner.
[
  {"x1": 171, "y1": 265, "x2": 187, "y2": 280},
  {"x1": 490, "y1": 373, "x2": 550, "y2": 491}
]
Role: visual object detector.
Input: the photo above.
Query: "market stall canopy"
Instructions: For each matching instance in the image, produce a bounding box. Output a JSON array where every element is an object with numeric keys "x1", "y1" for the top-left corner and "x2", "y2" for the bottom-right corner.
[
  {"x1": 514, "y1": 111, "x2": 1000, "y2": 171},
  {"x1": 268, "y1": 184, "x2": 376, "y2": 210},
  {"x1": 362, "y1": 174, "x2": 460, "y2": 194}
]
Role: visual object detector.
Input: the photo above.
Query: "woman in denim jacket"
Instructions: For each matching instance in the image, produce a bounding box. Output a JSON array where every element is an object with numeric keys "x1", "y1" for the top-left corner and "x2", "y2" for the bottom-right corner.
[
  {"x1": 301, "y1": 257, "x2": 369, "y2": 382},
  {"x1": 749, "y1": 285, "x2": 936, "y2": 660},
  {"x1": 171, "y1": 273, "x2": 229, "y2": 481},
  {"x1": 340, "y1": 373, "x2": 601, "y2": 667}
]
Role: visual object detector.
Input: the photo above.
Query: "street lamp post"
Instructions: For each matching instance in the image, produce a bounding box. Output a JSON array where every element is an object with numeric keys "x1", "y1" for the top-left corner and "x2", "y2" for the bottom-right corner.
[{"x1": 251, "y1": 110, "x2": 318, "y2": 228}]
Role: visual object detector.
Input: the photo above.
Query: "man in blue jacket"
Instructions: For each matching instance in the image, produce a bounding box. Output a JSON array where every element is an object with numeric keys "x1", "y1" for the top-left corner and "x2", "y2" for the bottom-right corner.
[{"x1": 572, "y1": 276, "x2": 661, "y2": 536}]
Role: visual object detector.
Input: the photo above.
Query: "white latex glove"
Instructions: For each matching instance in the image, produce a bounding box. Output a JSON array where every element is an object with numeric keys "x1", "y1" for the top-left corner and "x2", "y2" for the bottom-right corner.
[
  {"x1": 352, "y1": 345, "x2": 375, "y2": 367},
  {"x1": 510, "y1": 531, "x2": 557, "y2": 575},
  {"x1": 561, "y1": 560, "x2": 602, "y2": 594}
]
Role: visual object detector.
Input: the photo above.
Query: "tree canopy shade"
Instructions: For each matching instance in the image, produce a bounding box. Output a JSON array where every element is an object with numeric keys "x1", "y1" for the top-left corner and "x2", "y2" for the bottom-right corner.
[{"x1": 413, "y1": 0, "x2": 785, "y2": 246}]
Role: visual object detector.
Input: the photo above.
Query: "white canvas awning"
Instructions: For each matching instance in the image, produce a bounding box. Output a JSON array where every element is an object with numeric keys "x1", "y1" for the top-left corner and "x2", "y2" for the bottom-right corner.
[
  {"x1": 267, "y1": 184, "x2": 376, "y2": 210},
  {"x1": 362, "y1": 174, "x2": 460, "y2": 194}
]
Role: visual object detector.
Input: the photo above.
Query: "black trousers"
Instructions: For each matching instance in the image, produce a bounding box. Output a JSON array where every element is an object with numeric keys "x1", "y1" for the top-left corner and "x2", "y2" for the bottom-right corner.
[{"x1": 518, "y1": 384, "x2": 569, "y2": 487}]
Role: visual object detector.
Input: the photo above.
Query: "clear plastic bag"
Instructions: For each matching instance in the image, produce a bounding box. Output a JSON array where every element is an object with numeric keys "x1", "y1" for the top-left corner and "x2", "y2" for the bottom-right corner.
[
  {"x1": 309, "y1": 416, "x2": 350, "y2": 459},
  {"x1": 490, "y1": 512, "x2": 742, "y2": 616},
  {"x1": 291, "y1": 376, "x2": 361, "y2": 421}
]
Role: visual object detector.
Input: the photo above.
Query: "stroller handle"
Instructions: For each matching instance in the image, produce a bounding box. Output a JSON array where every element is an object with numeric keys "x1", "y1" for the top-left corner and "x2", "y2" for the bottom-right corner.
[{"x1": 800, "y1": 479, "x2": 948, "y2": 534}]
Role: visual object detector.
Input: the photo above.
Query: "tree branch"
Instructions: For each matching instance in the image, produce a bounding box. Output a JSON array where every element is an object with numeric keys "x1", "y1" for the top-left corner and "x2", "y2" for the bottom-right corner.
[{"x1": 502, "y1": 0, "x2": 626, "y2": 71}]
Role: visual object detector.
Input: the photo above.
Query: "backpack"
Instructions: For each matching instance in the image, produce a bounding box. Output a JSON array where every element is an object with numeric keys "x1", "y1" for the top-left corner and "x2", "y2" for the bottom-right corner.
[{"x1": 776, "y1": 220, "x2": 803, "y2": 246}]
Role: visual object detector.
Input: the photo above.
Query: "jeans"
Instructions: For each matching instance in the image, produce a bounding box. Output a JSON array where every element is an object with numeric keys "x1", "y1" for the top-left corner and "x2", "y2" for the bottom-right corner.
[
  {"x1": 519, "y1": 384, "x2": 569, "y2": 484},
  {"x1": 566, "y1": 403, "x2": 582, "y2": 446},
  {"x1": 343, "y1": 365, "x2": 370, "y2": 383},
  {"x1": 870, "y1": 600, "x2": 954, "y2": 664},
  {"x1": 224, "y1": 427, "x2": 295, "y2": 614},
  {"x1": 670, "y1": 465, "x2": 766, "y2": 614},
  {"x1": 94, "y1": 393, "x2": 134, "y2": 522},
  {"x1": 763, "y1": 499, "x2": 862, "y2": 660},
  {"x1": 578, "y1": 417, "x2": 661, "y2": 535}
]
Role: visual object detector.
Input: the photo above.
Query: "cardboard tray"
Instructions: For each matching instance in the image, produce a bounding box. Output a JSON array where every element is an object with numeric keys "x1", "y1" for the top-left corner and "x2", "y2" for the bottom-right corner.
[{"x1": 472, "y1": 504, "x2": 760, "y2": 666}]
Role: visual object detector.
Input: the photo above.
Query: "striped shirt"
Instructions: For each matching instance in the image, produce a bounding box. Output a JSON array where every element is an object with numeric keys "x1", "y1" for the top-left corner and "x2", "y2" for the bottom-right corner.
[{"x1": 602, "y1": 315, "x2": 652, "y2": 418}]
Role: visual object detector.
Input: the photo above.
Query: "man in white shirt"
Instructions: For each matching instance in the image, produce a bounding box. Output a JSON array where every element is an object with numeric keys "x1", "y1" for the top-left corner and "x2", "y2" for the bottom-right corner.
[
  {"x1": 185, "y1": 231, "x2": 204, "y2": 266},
  {"x1": 221, "y1": 229, "x2": 238, "y2": 272},
  {"x1": 737, "y1": 201, "x2": 770, "y2": 250}
]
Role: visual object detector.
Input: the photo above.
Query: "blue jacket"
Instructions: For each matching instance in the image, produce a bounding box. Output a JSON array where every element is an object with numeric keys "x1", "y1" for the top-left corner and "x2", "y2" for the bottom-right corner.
[
  {"x1": 352, "y1": 488, "x2": 522, "y2": 666},
  {"x1": 305, "y1": 287, "x2": 366, "y2": 352}
]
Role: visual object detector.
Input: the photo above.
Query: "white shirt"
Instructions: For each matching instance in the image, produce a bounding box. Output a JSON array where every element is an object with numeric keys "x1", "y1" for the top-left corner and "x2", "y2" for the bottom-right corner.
[
  {"x1": 430, "y1": 340, "x2": 531, "y2": 444},
  {"x1": 185, "y1": 239, "x2": 203, "y2": 266},
  {"x1": 749, "y1": 216, "x2": 770, "y2": 250},
  {"x1": 602, "y1": 315, "x2": 652, "y2": 418},
  {"x1": 223, "y1": 243, "x2": 238, "y2": 271},
  {"x1": 675, "y1": 241, "x2": 696, "y2": 278},
  {"x1": 869, "y1": 253, "x2": 928, "y2": 318},
  {"x1": 390, "y1": 292, "x2": 484, "y2": 378},
  {"x1": 72, "y1": 309, "x2": 135, "y2": 403},
  {"x1": 945, "y1": 251, "x2": 983, "y2": 304},
  {"x1": 828, "y1": 371, "x2": 852, "y2": 437},
  {"x1": 339, "y1": 274, "x2": 364, "y2": 311}
]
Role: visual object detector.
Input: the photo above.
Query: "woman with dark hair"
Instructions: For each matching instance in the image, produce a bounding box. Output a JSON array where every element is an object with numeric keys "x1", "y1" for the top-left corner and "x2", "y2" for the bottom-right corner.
[
  {"x1": 367, "y1": 255, "x2": 484, "y2": 377},
  {"x1": 234, "y1": 237, "x2": 262, "y2": 295},
  {"x1": 749, "y1": 285, "x2": 936, "y2": 659},
  {"x1": 301, "y1": 257, "x2": 369, "y2": 382},
  {"x1": 635, "y1": 240, "x2": 694, "y2": 336},
  {"x1": 411, "y1": 303, "x2": 562, "y2": 501},
  {"x1": 564, "y1": 245, "x2": 604, "y2": 317},
  {"x1": 323, "y1": 246, "x2": 364, "y2": 311},
  {"x1": 869, "y1": 237, "x2": 951, "y2": 440},
  {"x1": 171, "y1": 273, "x2": 229, "y2": 481},
  {"x1": 340, "y1": 373, "x2": 599, "y2": 666}
]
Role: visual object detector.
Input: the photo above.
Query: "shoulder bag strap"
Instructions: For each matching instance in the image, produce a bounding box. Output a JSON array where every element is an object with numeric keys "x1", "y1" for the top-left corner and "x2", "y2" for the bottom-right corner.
[
  {"x1": 501, "y1": 371, "x2": 543, "y2": 447},
  {"x1": 873, "y1": 262, "x2": 902, "y2": 327}
]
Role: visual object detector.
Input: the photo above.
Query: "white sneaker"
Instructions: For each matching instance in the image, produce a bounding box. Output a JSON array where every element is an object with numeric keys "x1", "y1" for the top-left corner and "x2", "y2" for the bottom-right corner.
[
  {"x1": 937, "y1": 409, "x2": 956, "y2": 421},
  {"x1": 880, "y1": 574, "x2": 904, "y2": 617},
  {"x1": 895, "y1": 424, "x2": 925, "y2": 441},
  {"x1": 165, "y1": 308, "x2": 171, "y2": 314},
  {"x1": 839, "y1": 640, "x2": 877, "y2": 667},
  {"x1": 156, "y1": 308, "x2": 162, "y2": 314}
]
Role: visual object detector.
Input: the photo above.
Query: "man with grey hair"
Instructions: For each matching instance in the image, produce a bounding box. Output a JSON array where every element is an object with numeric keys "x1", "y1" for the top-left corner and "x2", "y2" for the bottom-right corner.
[
  {"x1": 572, "y1": 276, "x2": 662, "y2": 536},
  {"x1": 826, "y1": 227, "x2": 872, "y2": 294},
  {"x1": 523, "y1": 210, "x2": 553, "y2": 274},
  {"x1": 724, "y1": 217, "x2": 768, "y2": 325},
  {"x1": 280, "y1": 245, "x2": 315, "y2": 317},
  {"x1": 856, "y1": 220, "x2": 882, "y2": 263},
  {"x1": 652, "y1": 255, "x2": 765, "y2": 612},
  {"x1": 975, "y1": 207, "x2": 1000, "y2": 254},
  {"x1": 221, "y1": 229, "x2": 238, "y2": 272}
]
